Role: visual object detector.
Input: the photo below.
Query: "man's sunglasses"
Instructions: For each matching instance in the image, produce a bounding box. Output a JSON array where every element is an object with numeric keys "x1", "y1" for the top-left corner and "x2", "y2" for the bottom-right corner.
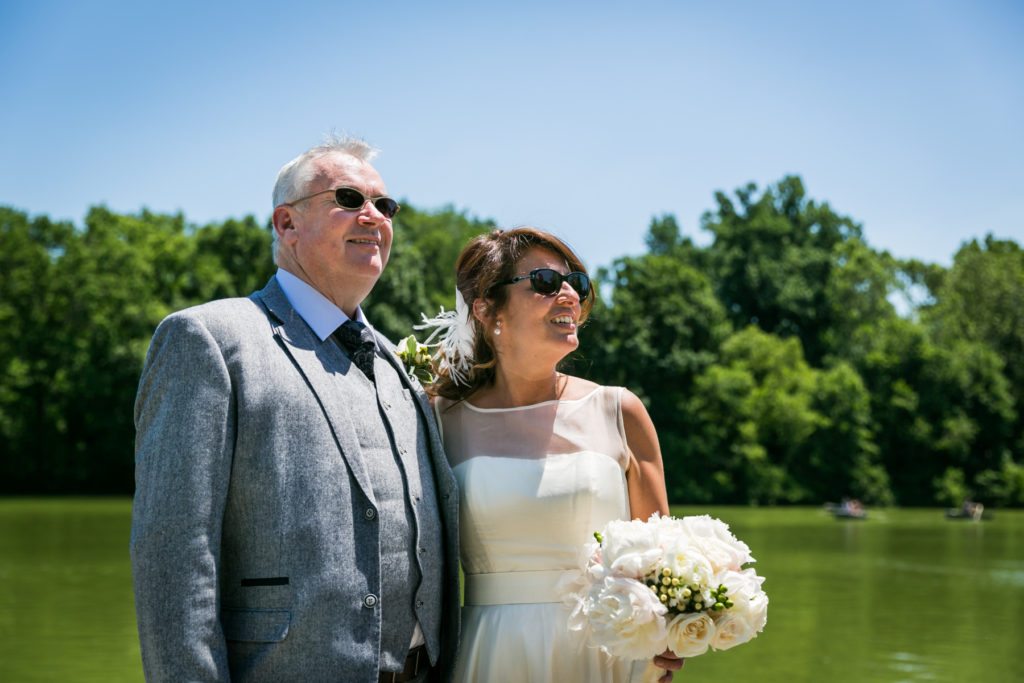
[
  {"x1": 284, "y1": 186, "x2": 401, "y2": 218},
  {"x1": 493, "y1": 268, "x2": 592, "y2": 299}
]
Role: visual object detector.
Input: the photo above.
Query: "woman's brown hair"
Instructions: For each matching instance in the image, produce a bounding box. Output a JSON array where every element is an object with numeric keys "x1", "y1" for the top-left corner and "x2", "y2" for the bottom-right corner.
[{"x1": 430, "y1": 227, "x2": 595, "y2": 401}]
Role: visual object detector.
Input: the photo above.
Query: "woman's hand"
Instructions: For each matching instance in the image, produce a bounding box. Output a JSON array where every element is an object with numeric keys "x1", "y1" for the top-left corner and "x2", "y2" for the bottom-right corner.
[{"x1": 652, "y1": 649, "x2": 684, "y2": 681}]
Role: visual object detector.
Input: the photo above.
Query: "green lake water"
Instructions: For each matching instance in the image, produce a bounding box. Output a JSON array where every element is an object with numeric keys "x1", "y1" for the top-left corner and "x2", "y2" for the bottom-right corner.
[{"x1": 0, "y1": 499, "x2": 1021, "y2": 682}]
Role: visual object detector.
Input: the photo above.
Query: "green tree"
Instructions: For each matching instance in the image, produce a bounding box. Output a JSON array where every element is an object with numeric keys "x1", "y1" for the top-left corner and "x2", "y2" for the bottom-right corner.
[
  {"x1": 809, "y1": 362, "x2": 890, "y2": 505},
  {"x1": 0, "y1": 205, "x2": 278, "y2": 493},
  {"x1": 4, "y1": 185, "x2": 1023, "y2": 506},
  {"x1": 365, "y1": 205, "x2": 494, "y2": 341},
  {"x1": 192, "y1": 215, "x2": 275, "y2": 300},
  {"x1": 703, "y1": 176, "x2": 863, "y2": 365},
  {"x1": 821, "y1": 238, "x2": 902, "y2": 362},
  {"x1": 924, "y1": 236, "x2": 1024, "y2": 452},
  {"x1": 580, "y1": 217, "x2": 731, "y2": 503},
  {"x1": 0, "y1": 208, "x2": 75, "y2": 489},
  {"x1": 686, "y1": 327, "x2": 889, "y2": 505}
]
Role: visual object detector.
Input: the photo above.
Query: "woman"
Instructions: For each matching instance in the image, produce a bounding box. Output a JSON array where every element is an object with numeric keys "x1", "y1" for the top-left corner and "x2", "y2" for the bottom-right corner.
[{"x1": 422, "y1": 227, "x2": 682, "y2": 682}]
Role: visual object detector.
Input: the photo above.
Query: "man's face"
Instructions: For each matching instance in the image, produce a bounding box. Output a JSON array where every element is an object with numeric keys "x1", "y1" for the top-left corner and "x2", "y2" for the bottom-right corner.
[{"x1": 281, "y1": 153, "x2": 393, "y2": 294}]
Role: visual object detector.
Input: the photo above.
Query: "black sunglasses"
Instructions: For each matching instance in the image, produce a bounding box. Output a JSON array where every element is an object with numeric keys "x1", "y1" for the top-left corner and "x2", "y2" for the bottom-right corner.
[
  {"x1": 494, "y1": 268, "x2": 592, "y2": 298},
  {"x1": 285, "y1": 186, "x2": 401, "y2": 218}
]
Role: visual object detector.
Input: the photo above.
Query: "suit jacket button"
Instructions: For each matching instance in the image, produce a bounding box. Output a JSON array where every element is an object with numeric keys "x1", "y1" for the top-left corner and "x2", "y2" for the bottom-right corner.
[
  {"x1": 364, "y1": 508, "x2": 376, "y2": 520},
  {"x1": 363, "y1": 594, "x2": 378, "y2": 608}
]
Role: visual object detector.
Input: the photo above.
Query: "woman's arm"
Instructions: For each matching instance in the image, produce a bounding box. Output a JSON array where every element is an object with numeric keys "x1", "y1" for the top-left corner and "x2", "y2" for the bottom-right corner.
[
  {"x1": 621, "y1": 389, "x2": 670, "y2": 520},
  {"x1": 621, "y1": 390, "x2": 682, "y2": 680}
]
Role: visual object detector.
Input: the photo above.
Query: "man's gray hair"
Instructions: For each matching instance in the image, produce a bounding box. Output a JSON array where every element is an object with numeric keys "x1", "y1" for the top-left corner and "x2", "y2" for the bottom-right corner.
[
  {"x1": 272, "y1": 134, "x2": 379, "y2": 208},
  {"x1": 271, "y1": 134, "x2": 380, "y2": 261}
]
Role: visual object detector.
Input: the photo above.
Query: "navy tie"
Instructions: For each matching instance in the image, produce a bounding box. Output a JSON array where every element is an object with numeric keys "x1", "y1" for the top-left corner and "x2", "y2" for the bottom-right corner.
[{"x1": 334, "y1": 320, "x2": 376, "y2": 382}]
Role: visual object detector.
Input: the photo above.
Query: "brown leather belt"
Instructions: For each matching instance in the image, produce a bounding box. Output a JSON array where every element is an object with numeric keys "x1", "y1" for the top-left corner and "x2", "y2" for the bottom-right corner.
[{"x1": 378, "y1": 645, "x2": 429, "y2": 683}]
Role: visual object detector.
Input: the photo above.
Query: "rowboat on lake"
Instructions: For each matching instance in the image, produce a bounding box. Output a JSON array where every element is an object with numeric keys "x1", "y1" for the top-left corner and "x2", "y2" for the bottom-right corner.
[
  {"x1": 945, "y1": 501, "x2": 991, "y2": 521},
  {"x1": 824, "y1": 500, "x2": 868, "y2": 520}
]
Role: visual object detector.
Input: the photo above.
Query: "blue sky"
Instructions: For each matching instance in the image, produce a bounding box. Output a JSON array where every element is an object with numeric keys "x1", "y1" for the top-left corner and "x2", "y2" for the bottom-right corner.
[{"x1": 2, "y1": 0, "x2": 1022, "y2": 272}]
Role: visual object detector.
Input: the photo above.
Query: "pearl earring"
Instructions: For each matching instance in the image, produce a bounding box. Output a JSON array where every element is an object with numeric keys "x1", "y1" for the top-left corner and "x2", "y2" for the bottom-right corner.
[{"x1": 494, "y1": 320, "x2": 502, "y2": 336}]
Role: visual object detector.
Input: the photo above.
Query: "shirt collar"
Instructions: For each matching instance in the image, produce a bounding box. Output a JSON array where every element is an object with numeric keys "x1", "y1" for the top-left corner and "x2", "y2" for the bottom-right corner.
[{"x1": 275, "y1": 268, "x2": 372, "y2": 342}]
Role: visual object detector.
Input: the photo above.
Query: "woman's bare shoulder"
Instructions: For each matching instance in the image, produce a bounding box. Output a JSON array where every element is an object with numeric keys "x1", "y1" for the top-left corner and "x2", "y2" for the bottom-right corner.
[{"x1": 561, "y1": 374, "x2": 601, "y2": 399}]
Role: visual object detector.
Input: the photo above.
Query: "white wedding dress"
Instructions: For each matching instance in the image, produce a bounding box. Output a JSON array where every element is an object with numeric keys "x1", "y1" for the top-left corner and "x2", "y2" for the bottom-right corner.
[{"x1": 436, "y1": 387, "x2": 643, "y2": 683}]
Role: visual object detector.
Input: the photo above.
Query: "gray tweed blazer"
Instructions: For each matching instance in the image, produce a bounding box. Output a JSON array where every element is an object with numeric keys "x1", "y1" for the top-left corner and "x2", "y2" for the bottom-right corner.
[{"x1": 130, "y1": 276, "x2": 460, "y2": 682}]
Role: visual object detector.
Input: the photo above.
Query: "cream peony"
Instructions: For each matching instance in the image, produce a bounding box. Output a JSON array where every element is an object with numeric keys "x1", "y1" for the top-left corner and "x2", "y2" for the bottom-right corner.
[
  {"x1": 662, "y1": 543, "x2": 715, "y2": 592},
  {"x1": 679, "y1": 515, "x2": 754, "y2": 571},
  {"x1": 647, "y1": 512, "x2": 689, "y2": 547},
  {"x1": 585, "y1": 576, "x2": 668, "y2": 659},
  {"x1": 600, "y1": 519, "x2": 663, "y2": 578},
  {"x1": 666, "y1": 612, "x2": 716, "y2": 657},
  {"x1": 709, "y1": 568, "x2": 768, "y2": 650},
  {"x1": 721, "y1": 569, "x2": 768, "y2": 628}
]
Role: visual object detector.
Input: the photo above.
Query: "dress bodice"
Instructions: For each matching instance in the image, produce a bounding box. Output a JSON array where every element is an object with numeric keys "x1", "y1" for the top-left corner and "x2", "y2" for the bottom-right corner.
[{"x1": 436, "y1": 387, "x2": 632, "y2": 575}]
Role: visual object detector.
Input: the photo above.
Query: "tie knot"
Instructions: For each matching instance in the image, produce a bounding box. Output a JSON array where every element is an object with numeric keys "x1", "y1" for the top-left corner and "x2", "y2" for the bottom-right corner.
[
  {"x1": 334, "y1": 320, "x2": 376, "y2": 381},
  {"x1": 338, "y1": 319, "x2": 374, "y2": 347}
]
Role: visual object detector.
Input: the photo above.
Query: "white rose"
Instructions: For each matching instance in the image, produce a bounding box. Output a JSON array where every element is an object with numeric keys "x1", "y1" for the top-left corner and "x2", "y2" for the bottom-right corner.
[
  {"x1": 680, "y1": 515, "x2": 754, "y2": 571},
  {"x1": 665, "y1": 612, "x2": 716, "y2": 657},
  {"x1": 586, "y1": 576, "x2": 668, "y2": 660},
  {"x1": 600, "y1": 519, "x2": 663, "y2": 578},
  {"x1": 709, "y1": 610, "x2": 759, "y2": 651}
]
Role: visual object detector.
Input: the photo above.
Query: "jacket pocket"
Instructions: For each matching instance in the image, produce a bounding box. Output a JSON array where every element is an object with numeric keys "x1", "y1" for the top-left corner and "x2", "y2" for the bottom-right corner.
[{"x1": 221, "y1": 608, "x2": 291, "y2": 643}]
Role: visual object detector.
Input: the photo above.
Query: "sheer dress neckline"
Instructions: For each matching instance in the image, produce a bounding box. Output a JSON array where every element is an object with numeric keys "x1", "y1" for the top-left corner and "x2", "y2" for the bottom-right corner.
[
  {"x1": 436, "y1": 386, "x2": 631, "y2": 470},
  {"x1": 462, "y1": 386, "x2": 602, "y2": 413}
]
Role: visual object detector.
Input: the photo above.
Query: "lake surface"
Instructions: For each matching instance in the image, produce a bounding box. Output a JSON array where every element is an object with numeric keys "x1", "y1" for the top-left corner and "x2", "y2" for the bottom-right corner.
[{"x1": 0, "y1": 499, "x2": 1020, "y2": 682}]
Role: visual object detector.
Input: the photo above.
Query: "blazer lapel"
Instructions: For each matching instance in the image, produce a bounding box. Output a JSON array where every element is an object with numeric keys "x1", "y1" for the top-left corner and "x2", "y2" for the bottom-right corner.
[
  {"x1": 254, "y1": 278, "x2": 377, "y2": 505},
  {"x1": 376, "y1": 331, "x2": 457, "y2": 491}
]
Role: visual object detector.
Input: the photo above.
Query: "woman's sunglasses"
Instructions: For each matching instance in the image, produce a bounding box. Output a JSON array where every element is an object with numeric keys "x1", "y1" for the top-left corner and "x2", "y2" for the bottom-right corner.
[
  {"x1": 493, "y1": 268, "x2": 592, "y2": 298},
  {"x1": 284, "y1": 186, "x2": 401, "y2": 218}
]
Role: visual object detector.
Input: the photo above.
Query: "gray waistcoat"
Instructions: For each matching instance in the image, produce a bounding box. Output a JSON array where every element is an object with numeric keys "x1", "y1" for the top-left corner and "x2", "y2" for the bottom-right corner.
[{"x1": 344, "y1": 348, "x2": 444, "y2": 671}]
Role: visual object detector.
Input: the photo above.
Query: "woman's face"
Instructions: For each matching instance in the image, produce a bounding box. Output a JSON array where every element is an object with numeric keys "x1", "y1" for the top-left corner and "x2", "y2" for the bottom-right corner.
[{"x1": 490, "y1": 246, "x2": 583, "y2": 365}]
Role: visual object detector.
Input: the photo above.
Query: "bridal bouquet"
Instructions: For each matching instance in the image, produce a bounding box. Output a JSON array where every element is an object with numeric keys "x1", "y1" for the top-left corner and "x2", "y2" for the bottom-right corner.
[{"x1": 563, "y1": 514, "x2": 767, "y2": 668}]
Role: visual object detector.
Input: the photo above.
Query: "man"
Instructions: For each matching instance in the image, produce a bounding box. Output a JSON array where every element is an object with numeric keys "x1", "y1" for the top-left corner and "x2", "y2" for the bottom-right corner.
[{"x1": 130, "y1": 136, "x2": 459, "y2": 682}]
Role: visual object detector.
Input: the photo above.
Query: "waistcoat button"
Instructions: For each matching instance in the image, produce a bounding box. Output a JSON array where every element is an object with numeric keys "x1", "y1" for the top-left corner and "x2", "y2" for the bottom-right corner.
[{"x1": 363, "y1": 594, "x2": 378, "y2": 608}]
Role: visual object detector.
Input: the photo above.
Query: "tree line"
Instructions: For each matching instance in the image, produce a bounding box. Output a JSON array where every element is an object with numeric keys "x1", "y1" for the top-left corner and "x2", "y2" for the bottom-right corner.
[{"x1": 2, "y1": 175, "x2": 1022, "y2": 506}]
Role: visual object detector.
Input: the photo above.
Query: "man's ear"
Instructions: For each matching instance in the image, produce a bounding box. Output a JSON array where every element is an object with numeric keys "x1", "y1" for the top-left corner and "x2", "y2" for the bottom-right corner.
[{"x1": 272, "y1": 206, "x2": 296, "y2": 244}]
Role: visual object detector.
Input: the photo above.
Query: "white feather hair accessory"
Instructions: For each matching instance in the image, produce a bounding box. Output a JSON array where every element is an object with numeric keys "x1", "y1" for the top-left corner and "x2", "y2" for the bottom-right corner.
[{"x1": 414, "y1": 289, "x2": 476, "y2": 386}]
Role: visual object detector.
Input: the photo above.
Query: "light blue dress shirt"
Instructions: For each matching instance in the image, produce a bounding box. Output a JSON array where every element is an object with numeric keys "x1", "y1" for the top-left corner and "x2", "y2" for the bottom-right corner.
[{"x1": 274, "y1": 268, "x2": 374, "y2": 343}]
